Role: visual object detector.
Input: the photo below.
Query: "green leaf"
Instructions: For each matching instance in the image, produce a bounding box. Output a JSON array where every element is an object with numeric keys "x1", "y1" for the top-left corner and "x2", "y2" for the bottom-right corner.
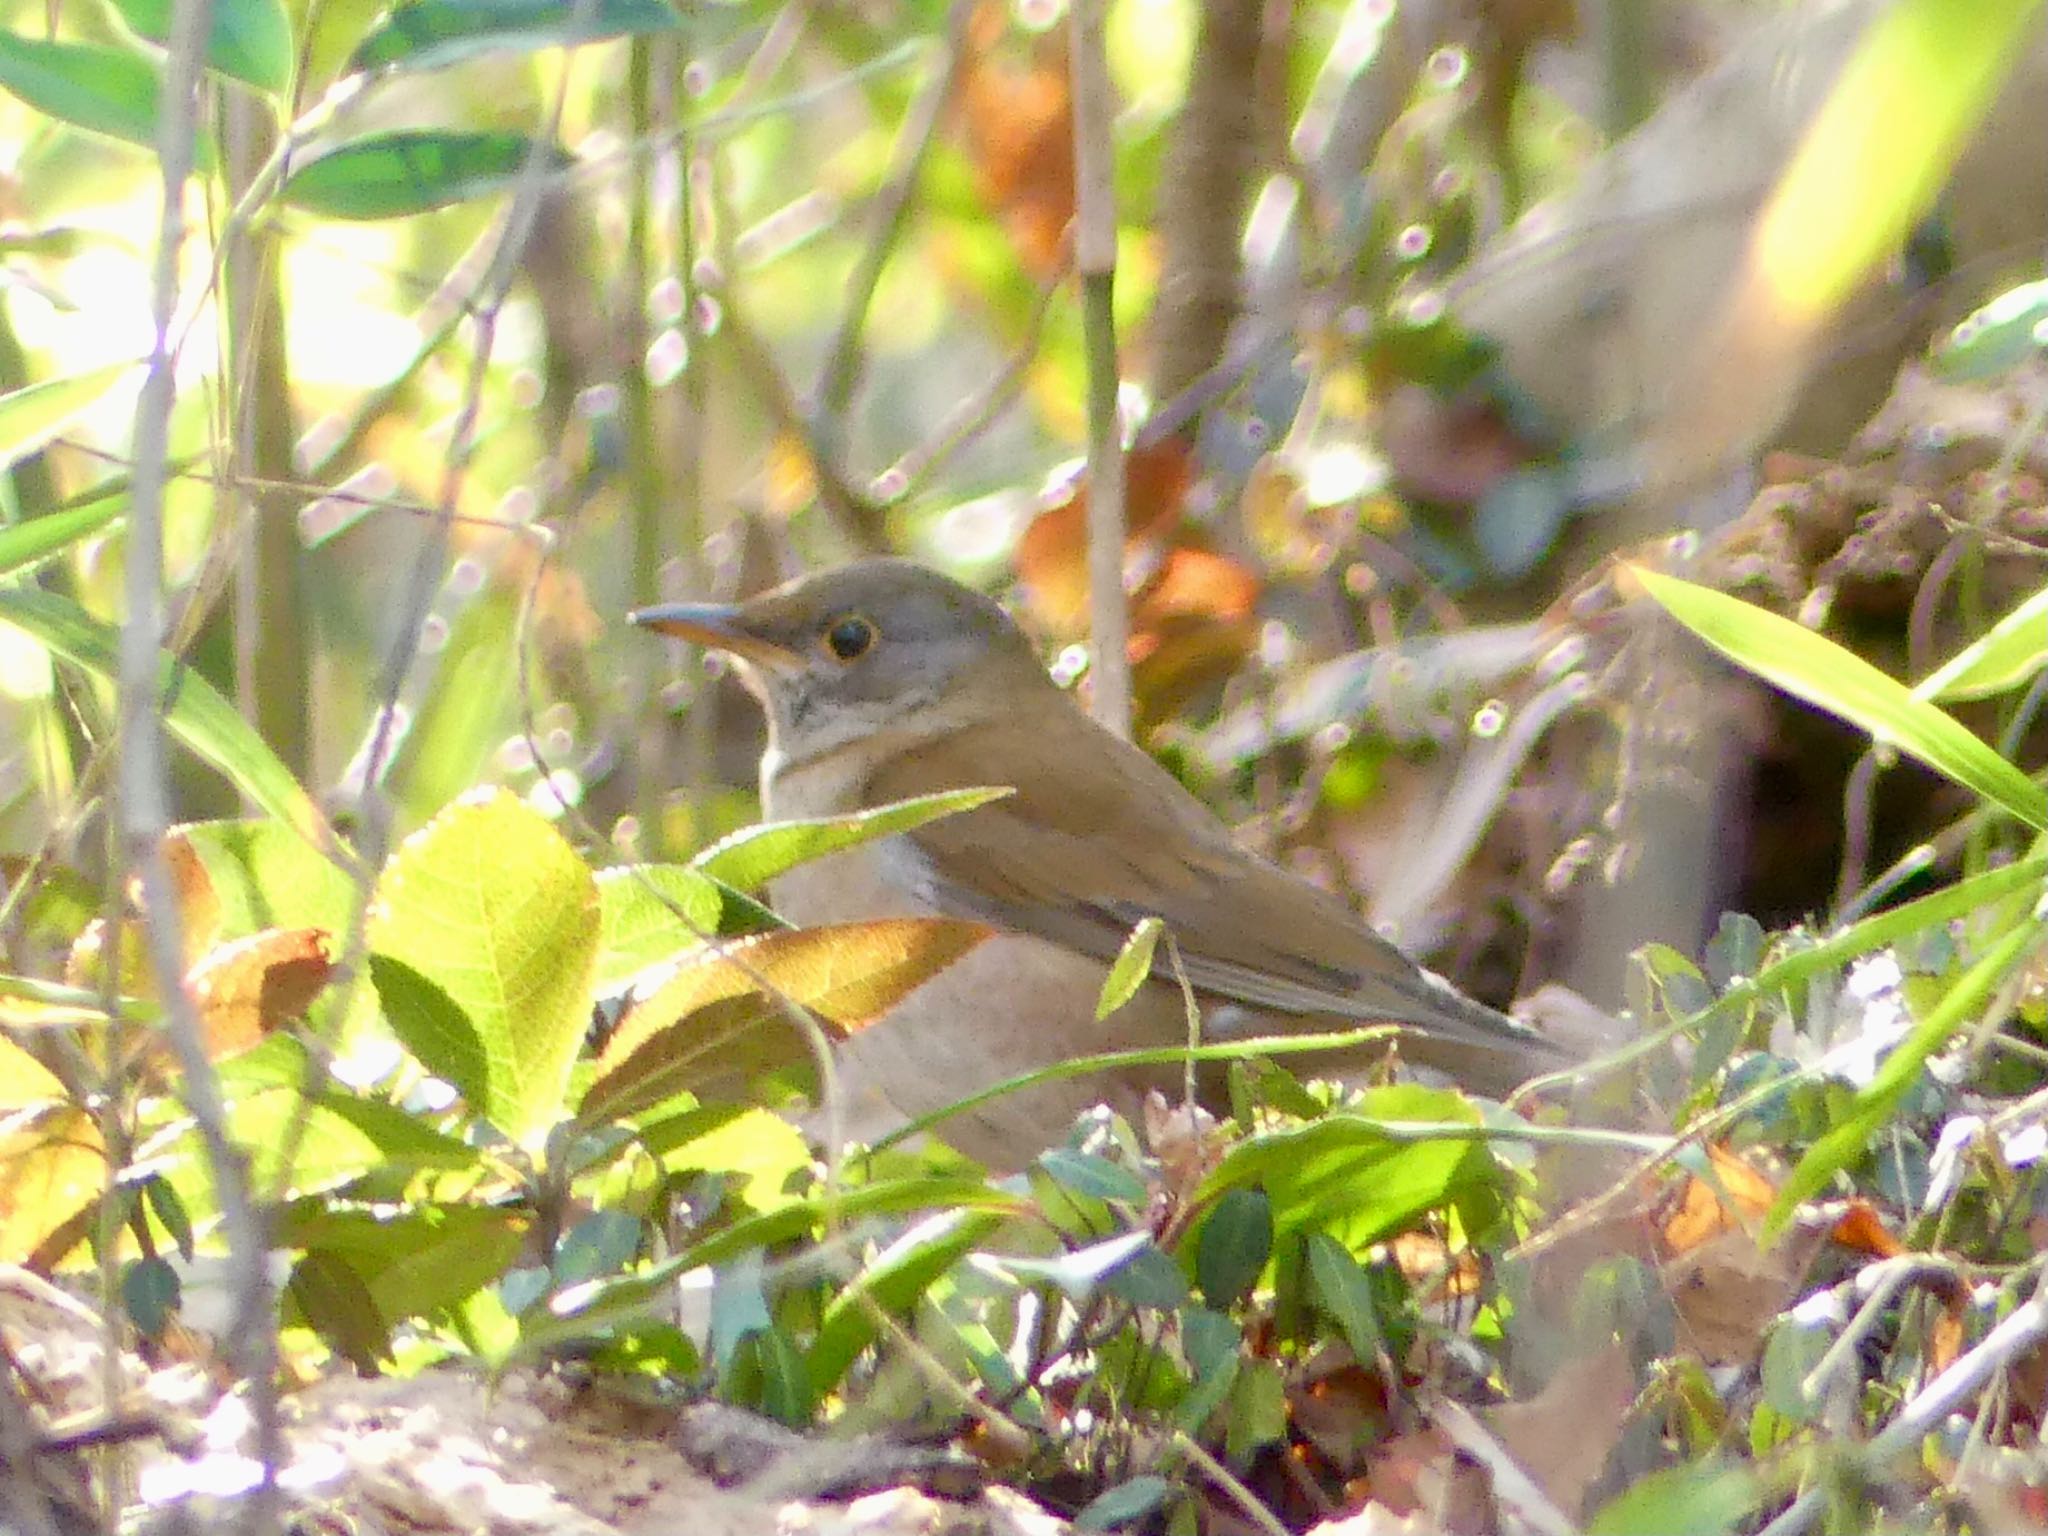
[
  {"x1": 1076, "y1": 1475, "x2": 1173, "y2": 1531},
  {"x1": 1769, "y1": 905, "x2": 2048, "y2": 1233},
  {"x1": 806, "y1": 1206, "x2": 1008, "y2": 1393},
  {"x1": 1305, "y1": 1232, "x2": 1383, "y2": 1361},
  {"x1": 1933, "y1": 277, "x2": 2048, "y2": 381},
  {"x1": 1196, "y1": 1085, "x2": 1496, "y2": 1244},
  {"x1": 0, "y1": 586, "x2": 329, "y2": 844},
  {"x1": 1195, "y1": 1187, "x2": 1271, "y2": 1306},
  {"x1": 1633, "y1": 566, "x2": 2047, "y2": 830},
  {"x1": 1913, "y1": 580, "x2": 2048, "y2": 702},
  {"x1": 109, "y1": 0, "x2": 293, "y2": 94},
  {"x1": 1096, "y1": 915, "x2": 1163, "y2": 1020},
  {"x1": 1588, "y1": 1458, "x2": 1756, "y2": 1535},
  {"x1": 368, "y1": 788, "x2": 601, "y2": 1146},
  {"x1": 0, "y1": 34, "x2": 170, "y2": 152},
  {"x1": 0, "y1": 495, "x2": 124, "y2": 580},
  {"x1": 282, "y1": 131, "x2": 567, "y2": 220},
  {"x1": 347, "y1": 0, "x2": 679, "y2": 76},
  {"x1": 0, "y1": 363, "x2": 136, "y2": 478},
  {"x1": 594, "y1": 863, "x2": 782, "y2": 994},
  {"x1": 168, "y1": 819, "x2": 358, "y2": 942},
  {"x1": 1036, "y1": 1146, "x2": 1148, "y2": 1204},
  {"x1": 692, "y1": 786, "x2": 1014, "y2": 892}
]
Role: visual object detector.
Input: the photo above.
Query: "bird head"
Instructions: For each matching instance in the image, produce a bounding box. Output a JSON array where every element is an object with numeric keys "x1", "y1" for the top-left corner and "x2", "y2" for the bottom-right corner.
[{"x1": 630, "y1": 558, "x2": 1048, "y2": 764}]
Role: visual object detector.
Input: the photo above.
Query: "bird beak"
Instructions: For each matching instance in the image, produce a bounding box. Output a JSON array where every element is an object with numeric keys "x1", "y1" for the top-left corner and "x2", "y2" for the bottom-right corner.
[{"x1": 628, "y1": 601, "x2": 804, "y2": 671}]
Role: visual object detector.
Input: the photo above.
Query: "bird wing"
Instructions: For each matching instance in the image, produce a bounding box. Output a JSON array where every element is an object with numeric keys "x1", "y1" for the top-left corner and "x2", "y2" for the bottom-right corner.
[{"x1": 861, "y1": 698, "x2": 1565, "y2": 1072}]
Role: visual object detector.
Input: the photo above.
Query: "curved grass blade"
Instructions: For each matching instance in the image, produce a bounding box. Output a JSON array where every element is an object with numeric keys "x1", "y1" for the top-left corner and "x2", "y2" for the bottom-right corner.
[
  {"x1": 1632, "y1": 566, "x2": 2046, "y2": 830},
  {"x1": 0, "y1": 362, "x2": 137, "y2": 477},
  {"x1": 0, "y1": 493, "x2": 125, "y2": 580},
  {"x1": 692, "y1": 786, "x2": 1012, "y2": 893},
  {"x1": 0, "y1": 587, "x2": 330, "y2": 846},
  {"x1": 347, "y1": 0, "x2": 679, "y2": 77},
  {"x1": 282, "y1": 131, "x2": 568, "y2": 220},
  {"x1": 1913, "y1": 580, "x2": 2048, "y2": 703}
]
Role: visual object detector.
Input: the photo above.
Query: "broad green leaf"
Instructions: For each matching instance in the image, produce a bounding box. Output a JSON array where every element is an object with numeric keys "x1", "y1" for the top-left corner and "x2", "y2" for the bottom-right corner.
[
  {"x1": 1588, "y1": 1458, "x2": 1756, "y2": 1536},
  {"x1": 1196, "y1": 1085, "x2": 1494, "y2": 1244},
  {"x1": 287, "y1": 1250, "x2": 389, "y2": 1369},
  {"x1": 282, "y1": 131, "x2": 568, "y2": 219},
  {"x1": 579, "y1": 918, "x2": 990, "y2": 1124},
  {"x1": 1075, "y1": 1475, "x2": 1173, "y2": 1531},
  {"x1": 348, "y1": 0, "x2": 679, "y2": 76},
  {"x1": 1096, "y1": 915, "x2": 1163, "y2": 1020},
  {"x1": 1633, "y1": 566, "x2": 2047, "y2": 830},
  {"x1": 806, "y1": 1205, "x2": 1007, "y2": 1392},
  {"x1": 594, "y1": 864, "x2": 780, "y2": 994},
  {"x1": 0, "y1": 363, "x2": 136, "y2": 478},
  {"x1": 523, "y1": 1177, "x2": 1023, "y2": 1357},
  {"x1": 0, "y1": 34, "x2": 167, "y2": 151},
  {"x1": 1933, "y1": 277, "x2": 2048, "y2": 381},
  {"x1": 1036, "y1": 1146, "x2": 1148, "y2": 1204},
  {"x1": 1913, "y1": 581, "x2": 2048, "y2": 702},
  {"x1": 110, "y1": 0, "x2": 293, "y2": 94},
  {"x1": 692, "y1": 786, "x2": 1013, "y2": 892},
  {"x1": 0, "y1": 587, "x2": 329, "y2": 844},
  {"x1": 167, "y1": 819, "x2": 359, "y2": 943},
  {"x1": 1195, "y1": 1187, "x2": 1271, "y2": 1306},
  {"x1": 368, "y1": 789, "x2": 600, "y2": 1146},
  {"x1": 1305, "y1": 1232, "x2": 1384, "y2": 1361}
]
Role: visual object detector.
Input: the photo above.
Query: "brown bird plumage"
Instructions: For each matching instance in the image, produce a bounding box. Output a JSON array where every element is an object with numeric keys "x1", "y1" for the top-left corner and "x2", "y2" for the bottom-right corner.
[{"x1": 633, "y1": 559, "x2": 1572, "y2": 1165}]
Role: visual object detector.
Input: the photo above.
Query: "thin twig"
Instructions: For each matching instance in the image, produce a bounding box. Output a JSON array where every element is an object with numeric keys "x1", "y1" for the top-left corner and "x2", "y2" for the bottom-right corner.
[
  {"x1": 121, "y1": 0, "x2": 283, "y2": 1527},
  {"x1": 813, "y1": 2, "x2": 970, "y2": 462},
  {"x1": 1068, "y1": 0, "x2": 1128, "y2": 737}
]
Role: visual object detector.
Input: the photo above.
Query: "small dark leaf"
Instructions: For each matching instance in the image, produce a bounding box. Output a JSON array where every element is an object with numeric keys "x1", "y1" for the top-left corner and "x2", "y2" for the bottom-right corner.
[
  {"x1": 283, "y1": 131, "x2": 567, "y2": 220},
  {"x1": 1196, "y1": 1187, "x2": 1272, "y2": 1307},
  {"x1": 288, "y1": 1250, "x2": 390, "y2": 1371},
  {"x1": 143, "y1": 1175, "x2": 195, "y2": 1262},
  {"x1": 1305, "y1": 1232, "x2": 1382, "y2": 1361},
  {"x1": 121, "y1": 1255, "x2": 180, "y2": 1339},
  {"x1": 1036, "y1": 1146, "x2": 1148, "y2": 1204},
  {"x1": 1076, "y1": 1474, "x2": 1173, "y2": 1531},
  {"x1": 348, "y1": 0, "x2": 679, "y2": 76}
]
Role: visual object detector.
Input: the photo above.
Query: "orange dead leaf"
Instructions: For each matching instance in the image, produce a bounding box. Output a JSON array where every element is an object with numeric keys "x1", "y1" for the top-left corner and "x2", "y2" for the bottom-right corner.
[
  {"x1": 1016, "y1": 436, "x2": 1198, "y2": 632},
  {"x1": 958, "y1": 2, "x2": 1074, "y2": 280},
  {"x1": 1662, "y1": 1144, "x2": 1778, "y2": 1254},
  {"x1": 1827, "y1": 1198, "x2": 1904, "y2": 1259},
  {"x1": 185, "y1": 927, "x2": 335, "y2": 1060}
]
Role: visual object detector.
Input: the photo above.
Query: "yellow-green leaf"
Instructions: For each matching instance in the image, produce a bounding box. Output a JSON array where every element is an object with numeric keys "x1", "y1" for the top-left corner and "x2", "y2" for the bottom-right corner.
[
  {"x1": 368, "y1": 789, "x2": 600, "y2": 1147},
  {"x1": 1096, "y1": 915, "x2": 1163, "y2": 1020},
  {"x1": 1632, "y1": 566, "x2": 2047, "y2": 830},
  {"x1": 579, "y1": 918, "x2": 990, "y2": 1124},
  {"x1": 1913, "y1": 580, "x2": 2048, "y2": 702},
  {"x1": 692, "y1": 786, "x2": 1013, "y2": 893}
]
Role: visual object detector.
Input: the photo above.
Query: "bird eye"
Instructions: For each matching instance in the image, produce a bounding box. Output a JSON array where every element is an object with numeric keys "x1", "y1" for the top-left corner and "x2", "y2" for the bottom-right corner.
[{"x1": 823, "y1": 614, "x2": 876, "y2": 661}]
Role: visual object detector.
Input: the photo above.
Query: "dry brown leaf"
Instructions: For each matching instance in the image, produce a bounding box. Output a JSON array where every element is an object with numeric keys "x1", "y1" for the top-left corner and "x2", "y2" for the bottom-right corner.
[
  {"x1": 1663, "y1": 1223, "x2": 1824, "y2": 1368},
  {"x1": 185, "y1": 926, "x2": 335, "y2": 1060},
  {"x1": 1662, "y1": 1143, "x2": 1777, "y2": 1254},
  {"x1": 958, "y1": 2, "x2": 1074, "y2": 280}
]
